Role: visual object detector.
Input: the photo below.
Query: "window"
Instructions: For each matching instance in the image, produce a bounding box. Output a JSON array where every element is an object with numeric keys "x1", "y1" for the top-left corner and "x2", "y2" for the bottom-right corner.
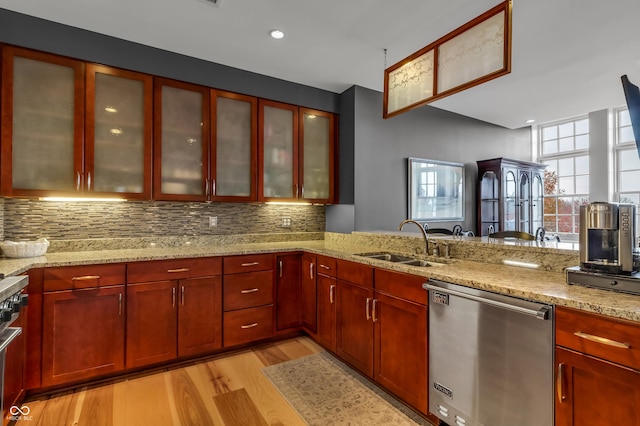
[
  {"x1": 614, "y1": 107, "x2": 640, "y2": 236},
  {"x1": 539, "y1": 117, "x2": 590, "y2": 236}
]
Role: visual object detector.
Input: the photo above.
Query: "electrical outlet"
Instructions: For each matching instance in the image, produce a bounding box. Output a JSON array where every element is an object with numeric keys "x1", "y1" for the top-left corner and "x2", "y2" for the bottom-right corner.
[
  {"x1": 209, "y1": 216, "x2": 217, "y2": 228},
  {"x1": 282, "y1": 217, "x2": 292, "y2": 227}
]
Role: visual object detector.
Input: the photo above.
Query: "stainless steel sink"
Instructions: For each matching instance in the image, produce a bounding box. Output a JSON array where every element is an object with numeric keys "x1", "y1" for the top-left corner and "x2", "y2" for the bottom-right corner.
[{"x1": 354, "y1": 252, "x2": 446, "y2": 267}]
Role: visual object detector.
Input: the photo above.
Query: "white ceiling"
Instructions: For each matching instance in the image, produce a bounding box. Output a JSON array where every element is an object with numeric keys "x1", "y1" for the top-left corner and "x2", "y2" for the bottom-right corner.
[{"x1": 1, "y1": 0, "x2": 640, "y2": 129}]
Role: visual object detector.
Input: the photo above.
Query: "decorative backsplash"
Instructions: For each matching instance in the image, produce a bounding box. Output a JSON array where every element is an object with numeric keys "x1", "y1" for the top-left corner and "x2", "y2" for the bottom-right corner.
[{"x1": 1, "y1": 198, "x2": 326, "y2": 241}]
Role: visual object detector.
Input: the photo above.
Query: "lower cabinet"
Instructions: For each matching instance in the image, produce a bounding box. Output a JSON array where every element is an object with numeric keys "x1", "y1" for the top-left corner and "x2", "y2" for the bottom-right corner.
[
  {"x1": 41, "y1": 265, "x2": 126, "y2": 387},
  {"x1": 126, "y1": 258, "x2": 222, "y2": 368},
  {"x1": 555, "y1": 306, "x2": 640, "y2": 425},
  {"x1": 222, "y1": 254, "x2": 275, "y2": 347},
  {"x1": 300, "y1": 253, "x2": 317, "y2": 333},
  {"x1": 275, "y1": 253, "x2": 302, "y2": 331},
  {"x1": 315, "y1": 256, "x2": 337, "y2": 351}
]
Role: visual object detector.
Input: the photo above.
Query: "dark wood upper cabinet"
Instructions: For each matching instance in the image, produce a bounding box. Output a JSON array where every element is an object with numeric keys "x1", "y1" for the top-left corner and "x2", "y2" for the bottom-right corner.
[
  {"x1": 1, "y1": 46, "x2": 153, "y2": 199},
  {"x1": 299, "y1": 108, "x2": 335, "y2": 204},
  {"x1": 153, "y1": 78, "x2": 210, "y2": 201},
  {"x1": 211, "y1": 90, "x2": 258, "y2": 202}
]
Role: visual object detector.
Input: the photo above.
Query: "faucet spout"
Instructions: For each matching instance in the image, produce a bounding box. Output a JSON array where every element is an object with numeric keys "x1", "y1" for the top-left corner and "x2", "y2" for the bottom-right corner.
[{"x1": 398, "y1": 219, "x2": 429, "y2": 254}]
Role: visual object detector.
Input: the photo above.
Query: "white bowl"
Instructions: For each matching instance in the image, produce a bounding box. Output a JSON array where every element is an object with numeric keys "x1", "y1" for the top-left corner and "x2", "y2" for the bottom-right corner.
[{"x1": 1, "y1": 238, "x2": 49, "y2": 258}]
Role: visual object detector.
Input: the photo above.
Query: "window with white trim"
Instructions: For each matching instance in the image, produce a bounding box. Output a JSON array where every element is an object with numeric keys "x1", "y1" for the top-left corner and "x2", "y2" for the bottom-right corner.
[
  {"x1": 614, "y1": 107, "x2": 640, "y2": 237},
  {"x1": 538, "y1": 117, "x2": 590, "y2": 236}
]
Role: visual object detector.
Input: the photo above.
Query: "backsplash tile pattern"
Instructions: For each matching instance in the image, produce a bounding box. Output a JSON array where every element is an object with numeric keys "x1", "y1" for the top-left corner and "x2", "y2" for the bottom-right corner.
[{"x1": 2, "y1": 199, "x2": 325, "y2": 240}]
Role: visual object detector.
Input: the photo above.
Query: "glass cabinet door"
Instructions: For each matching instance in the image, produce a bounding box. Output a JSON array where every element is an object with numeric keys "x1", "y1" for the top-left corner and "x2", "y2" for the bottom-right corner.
[
  {"x1": 479, "y1": 171, "x2": 500, "y2": 235},
  {"x1": 1, "y1": 47, "x2": 84, "y2": 196},
  {"x1": 260, "y1": 100, "x2": 298, "y2": 201},
  {"x1": 504, "y1": 170, "x2": 517, "y2": 231},
  {"x1": 212, "y1": 91, "x2": 257, "y2": 202},
  {"x1": 86, "y1": 65, "x2": 152, "y2": 199},
  {"x1": 154, "y1": 79, "x2": 209, "y2": 201},
  {"x1": 519, "y1": 172, "x2": 530, "y2": 233},
  {"x1": 300, "y1": 108, "x2": 334, "y2": 202},
  {"x1": 531, "y1": 172, "x2": 544, "y2": 232}
]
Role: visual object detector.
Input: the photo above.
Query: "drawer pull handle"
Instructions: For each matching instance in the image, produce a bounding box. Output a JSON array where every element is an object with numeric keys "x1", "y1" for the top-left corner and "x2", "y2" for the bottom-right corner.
[
  {"x1": 574, "y1": 331, "x2": 631, "y2": 349},
  {"x1": 556, "y1": 363, "x2": 566, "y2": 402},
  {"x1": 241, "y1": 262, "x2": 260, "y2": 267},
  {"x1": 72, "y1": 275, "x2": 101, "y2": 281},
  {"x1": 320, "y1": 264, "x2": 331, "y2": 270},
  {"x1": 167, "y1": 268, "x2": 190, "y2": 273},
  {"x1": 241, "y1": 323, "x2": 258, "y2": 329},
  {"x1": 240, "y1": 288, "x2": 259, "y2": 294}
]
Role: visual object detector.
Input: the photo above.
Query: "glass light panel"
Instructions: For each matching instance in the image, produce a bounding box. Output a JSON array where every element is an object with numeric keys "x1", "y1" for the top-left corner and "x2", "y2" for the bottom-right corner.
[
  {"x1": 558, "y1": 157, "x2": 575, "y2": 176},
  {"x1": 575, "y1": 134, "x2": 589, "y2": 150},
  {"x1": 575, "y1": 155, "x2": 589, "y2": 174},
  {"x1": 543, "y1": 140, "x2": 557, "y2": 155},
  {"x1": 12, "y1": 57, "x2": 75, "y2": 191},
  {"x1": 263, "y1": 106, "x2": 294, "y2": 198},
  {"x1": 161, "y1": 86, "x2": 204, "y2": 195},
  {"x1": 575, "y1": 175, "x2": 589, "y2": 194},
  {"x1": 387, "y1": 49, "x2": 434, "y2": 114},
  {"x1": 618, "y1": 149, "x2": 640, "y2": 171},
  {"x1": 93, "y1": 73, "x2": 145, "y2": 193},
  {"x1": 302, "y1": 113, "x2": 330, "y2": 200},
  {"x1": 619, "y1": 126, "x2": 634, "y2": 144},
  {"x1": 574, "y1": 119, "x2": 589, "y2": 135},
  {"x1": 620, "y1": 170, "x2": 640, "y2": 192},
  {"x1": 558, "y1": 176, "x2": 575, "y2": 194},
  {"x1": 558, "y1": 136, "x2": 574, "y2": 152},
  {"x1": 216, "y1": 97, "x2": 252, "y2": 197},
  {"x1": 619, "y1": 109, "x2": 631, "y2": 127}
]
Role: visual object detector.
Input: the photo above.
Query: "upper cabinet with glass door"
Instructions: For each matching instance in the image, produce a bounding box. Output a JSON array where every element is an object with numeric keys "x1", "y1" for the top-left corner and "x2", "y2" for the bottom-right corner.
[
  {"x1": 1, "y1": 47, "x2": 84, "y2": 197},
  {"x1": 211, "y1": 90, "x2": 257, "y2": 202},
  {"x1": 259, "y1": 100, "x2": 336, "y2": 203},
  {"x1": 153, "y1": 78, "x2": 210, "y2": 201},
  {"x1": 300, "y1": 108, "x2": 335, "y2": 203},
  {"x1": 86, "y1": 65, "x2": 152, "y2": 199},
  {"x1": 1, "y1": 46, "x2": 153, "y2": 199}
]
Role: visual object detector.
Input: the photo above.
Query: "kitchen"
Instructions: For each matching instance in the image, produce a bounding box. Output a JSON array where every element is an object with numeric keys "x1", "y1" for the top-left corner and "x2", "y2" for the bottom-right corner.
[{"x1": 1, "y1": 0, "x2": 640, "y2": 425}]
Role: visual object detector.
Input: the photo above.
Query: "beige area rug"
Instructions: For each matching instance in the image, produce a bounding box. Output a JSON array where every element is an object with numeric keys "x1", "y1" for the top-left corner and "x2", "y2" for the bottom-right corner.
[{"x1": 262, "y1": 351, "x2": 432, "y2": 426}]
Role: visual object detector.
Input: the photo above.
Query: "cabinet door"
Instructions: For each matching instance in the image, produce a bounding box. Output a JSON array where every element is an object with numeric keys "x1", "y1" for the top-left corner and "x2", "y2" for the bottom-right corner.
[
  {"x1": 259, "y1": 99, "x2": 298, "y2": 201},
  {"x1": 177, "y1": 276, "x2": 222, "y2": 357},
  {"x1": 519, "y1": 172, "x2": 531, "y2": 233},
  {"x1": 301, "y1": 253, "x2": 317, "y2": 333},
  {"x1": 153, "y1": 78, "x2": 209, "y2": 201},
  {"x1": 374, "y1": 291, "x2": 428, "y2": 414},
  {"x1": 85, "y1": 64, "x2": 152, "y2": 199},
  {"x1": 42, "y1": 286, "x2": 125, "y2": 387},
  {"x1": 126, "y1": 281, "x2": 177, "y2": 368},
  {"x1": 478, "y1": 170, "x2": 500, "y2": 236},
  {"x1": 503, "y1": 169, "x2": 518, "y2": 231},
  {"x1": 211, "y1": 90, "x2": 257, "y2": 202},
  {"x1": 300, "y1": 108, "x2": 334, "y2": 203},
  {"x1": 556, "y1": 347, "x2": 640, "y2": 426},
  {"x1": 1, "y1": 46, "x2": 84, "y2": 197},
  {"x1": 275, "y1": 254, "x2": 302, "y2": 330},
  {"x1": 336, "y1": 280, "x2": 374, "y2": 377},
  {"x1": 531, "y1": 171, "x2": 544, "y2": 232},
  {"x1": 316, "y1": 274, "x2": 336, "y2": 351}
]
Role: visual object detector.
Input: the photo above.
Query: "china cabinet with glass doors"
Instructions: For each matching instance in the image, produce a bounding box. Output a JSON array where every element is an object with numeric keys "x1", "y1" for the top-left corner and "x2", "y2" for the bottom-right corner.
[
  {"x1": 258, "y1": 100, "x2": 335, "y2": 203},
  {"x1": 476, "y1": 157, "x2": 546, "y2": 236},
  {"x1": 1, "y1": 46, "x2": 153, "y2": 199}
]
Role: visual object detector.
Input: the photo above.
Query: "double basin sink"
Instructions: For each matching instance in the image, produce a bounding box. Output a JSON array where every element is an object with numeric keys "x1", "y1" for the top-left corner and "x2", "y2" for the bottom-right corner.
[{"x1": 354, "y1": 251, "x2": 448, "y2": 268}]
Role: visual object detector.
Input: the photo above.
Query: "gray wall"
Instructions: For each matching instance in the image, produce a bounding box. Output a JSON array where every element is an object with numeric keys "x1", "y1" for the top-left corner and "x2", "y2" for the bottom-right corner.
[
  {"x1": 330, "y1": 86, "x2": 532, "y2": 233},
  {"x1": 0, "y1": 8, "x2": 339, "y2": 113}
]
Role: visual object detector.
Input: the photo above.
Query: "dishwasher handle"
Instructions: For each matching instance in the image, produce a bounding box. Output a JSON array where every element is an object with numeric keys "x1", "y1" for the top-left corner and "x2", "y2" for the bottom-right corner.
[{"x1": 424, "y1": 282, "x2": 552, "y2": 320}]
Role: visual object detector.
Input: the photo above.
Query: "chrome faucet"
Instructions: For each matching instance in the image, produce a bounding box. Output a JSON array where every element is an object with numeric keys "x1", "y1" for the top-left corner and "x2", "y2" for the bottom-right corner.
[
  {"x1": 398, "y1": 219, "x2": 429, "y2": 255},
  {"x1": 535, "y1": 227, "x2": 546, "y2": 241}
]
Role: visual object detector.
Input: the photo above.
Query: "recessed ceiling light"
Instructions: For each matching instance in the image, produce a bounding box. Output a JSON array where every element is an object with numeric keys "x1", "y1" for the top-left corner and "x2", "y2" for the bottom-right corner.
[
  {"x1": 525, "y1": 119, "x2": 535, "y2": 123},
  {"x1": 269, "y1": 29, "x2": 285, "y2": 40}
]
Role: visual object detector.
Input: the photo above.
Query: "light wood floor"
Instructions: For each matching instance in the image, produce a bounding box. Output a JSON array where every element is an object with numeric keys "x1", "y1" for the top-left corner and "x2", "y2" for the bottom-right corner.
[{"x1": 17, "y1": 337, "x2": 324, "y2": 426}]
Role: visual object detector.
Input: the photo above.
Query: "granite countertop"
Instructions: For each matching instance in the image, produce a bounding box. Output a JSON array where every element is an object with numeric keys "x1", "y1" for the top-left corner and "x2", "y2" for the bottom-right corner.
[{"x1": 1, "y1": 239, "x2": 639, "y2": 323}]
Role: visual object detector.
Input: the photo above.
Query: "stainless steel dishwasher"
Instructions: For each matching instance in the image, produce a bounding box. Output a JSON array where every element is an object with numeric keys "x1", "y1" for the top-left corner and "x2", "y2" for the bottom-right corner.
[{"x1": 424, "y1": 280, "x2": 554, "y2": 426}]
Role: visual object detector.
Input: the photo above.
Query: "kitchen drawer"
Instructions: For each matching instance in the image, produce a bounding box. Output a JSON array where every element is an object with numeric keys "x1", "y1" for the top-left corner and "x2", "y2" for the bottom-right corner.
[
  {"x1": 127, "y1": 257, "x2": 221, "y2": 283},
  {"x1": 223, "y1": 270, "x2": 273, "y2": 311},
  {"x1": 374, "y1": 269, "x2": 427, "y2": 305},
  {"x1": 316, "y1": 255, "x2": 337, "y2": 278},
  {"x1": 556, "y1": 306, "x2": 640, "y2": 370},
  {"x1": 223, "y1": 254, "x2": 274, "y2": 274},
  {"x1": 223, "y1": 305, "x2": 274, "y2": 347},
  {"x1": 44, "y1": 264, "x2": 126, "y2": 292},
  {"x1": 337, "y1": 259, "x2": 373, "y2": 288}
]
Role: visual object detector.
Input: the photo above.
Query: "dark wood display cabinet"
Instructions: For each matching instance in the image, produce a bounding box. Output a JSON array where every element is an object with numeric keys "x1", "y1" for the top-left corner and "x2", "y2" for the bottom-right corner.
[
  {"x1": 1, "y1": 46, "x2": 153, "y2": 199},
  {"x1": 476, "y1": 157, "x2": 546, "y2": 236}
]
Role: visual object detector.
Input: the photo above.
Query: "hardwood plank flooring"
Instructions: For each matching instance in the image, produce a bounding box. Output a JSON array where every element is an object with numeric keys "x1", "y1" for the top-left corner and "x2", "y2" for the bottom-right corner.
[{"x1": 17, "y1": 337, "x2": 321, "y2": 426}]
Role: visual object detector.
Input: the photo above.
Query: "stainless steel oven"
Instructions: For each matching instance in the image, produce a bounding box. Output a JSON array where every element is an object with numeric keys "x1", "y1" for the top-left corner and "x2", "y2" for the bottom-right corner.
[{"x1": 0, "y1": 275, "x2": 29, "y2": 418}]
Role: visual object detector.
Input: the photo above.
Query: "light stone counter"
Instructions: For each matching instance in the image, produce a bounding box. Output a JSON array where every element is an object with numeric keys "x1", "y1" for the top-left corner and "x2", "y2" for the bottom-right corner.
[{"x1": 1, "y1": 232, "x2": 638, "y2": 323}]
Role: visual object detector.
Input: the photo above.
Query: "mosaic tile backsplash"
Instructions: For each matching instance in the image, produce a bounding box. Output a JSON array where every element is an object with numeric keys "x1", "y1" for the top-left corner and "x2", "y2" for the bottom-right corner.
[{"x1": 1, "y1": 199, "x2": 326, "y2": 241}]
